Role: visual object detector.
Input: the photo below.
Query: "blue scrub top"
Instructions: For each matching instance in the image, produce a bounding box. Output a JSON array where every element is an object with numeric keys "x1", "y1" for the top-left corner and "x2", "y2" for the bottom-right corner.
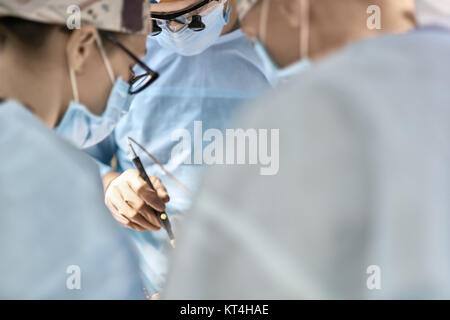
[
  {"x1": 165, "y1": 29, "x2": 450, "y2": 299},
  {"x1": 87, "y1": 29, "x2": 269, "y2": 293},
  {"x1": 0, "y1": 100, "x2": 143, "y2": 299}
]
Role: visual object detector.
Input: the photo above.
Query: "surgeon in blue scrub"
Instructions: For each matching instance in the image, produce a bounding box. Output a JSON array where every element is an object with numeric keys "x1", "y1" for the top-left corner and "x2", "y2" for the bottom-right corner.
[
  {"x1": 166, "y1": 0, "x2": 450, "y2": 300},
  {"x1": 86, "y1": 0, "x2": 269, "y2": 295},
  {"x1": 0, "y1": 0, "x2": 153, "y2": 299}
]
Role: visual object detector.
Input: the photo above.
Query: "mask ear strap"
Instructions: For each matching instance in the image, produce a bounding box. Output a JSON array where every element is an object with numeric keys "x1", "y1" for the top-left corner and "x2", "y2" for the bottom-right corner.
[
  {"x1": 96, "y1": 34, "x2": 116, "y2": 85},
  {"x1": 224, "y1": 0, "x2": 232, "y2": 22},
  {"x1": 299, "y1": 0, "x2": 310, "y2": 60},
  {"x1": 224, "y1": 0, "x2": 230, "y2": 14},
  {"x1": 259, "y1": 0, "x2": 270, "y2": 46},
  {"x1": 68, "y1": 64, "x2": 80, "y2": 103}
]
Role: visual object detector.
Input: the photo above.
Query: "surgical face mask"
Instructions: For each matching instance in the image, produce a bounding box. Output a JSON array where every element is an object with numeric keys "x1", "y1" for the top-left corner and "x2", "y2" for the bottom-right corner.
[
  {"x1": 56, "y1": 78, "x2": 132, "y2": 149},
  {"x1": 254, "y1": 0, "x2": 311, "y2": 87},
  {"x1": 155, "y1": 2, "x2": 231, "y2": 56},
  {"x1": 253, "y1": 40, "x2": 311, "y2": 87},
  {"x1": 55, "y1": 35, "x2": 133, "y2": 149}
]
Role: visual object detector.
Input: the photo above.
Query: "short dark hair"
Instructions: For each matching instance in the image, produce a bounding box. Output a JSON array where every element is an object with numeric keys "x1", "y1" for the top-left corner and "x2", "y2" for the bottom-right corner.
[{"x1": 0, "y1": 17, "x2": 55, "y2": 49}]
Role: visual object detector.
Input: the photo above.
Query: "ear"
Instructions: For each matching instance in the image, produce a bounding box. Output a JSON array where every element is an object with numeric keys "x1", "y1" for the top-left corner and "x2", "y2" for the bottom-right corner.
[{"x1": 66, "y1": 25, "x2": 99, "y2": 73}]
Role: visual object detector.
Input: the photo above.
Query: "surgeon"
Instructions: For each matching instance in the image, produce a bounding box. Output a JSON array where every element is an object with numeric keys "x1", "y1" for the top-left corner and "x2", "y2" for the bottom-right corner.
[
  {"x1": 0, "y1": 0, "x2": 156, "y2": 299},
  {"x1": 86, "y1": 0, "x2": 269, "y2": 296},
  {"x1": 236, "y1": 0, "x2": 415, "y2": 86},
  {"x1": 165, "y1": 0, "x2": 450, "y2": 299}
]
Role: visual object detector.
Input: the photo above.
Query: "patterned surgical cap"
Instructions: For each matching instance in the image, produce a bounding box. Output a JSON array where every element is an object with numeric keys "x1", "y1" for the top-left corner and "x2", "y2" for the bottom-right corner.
[{"x1": 0, "y1": 0, "x2": 152, "y2": 35}]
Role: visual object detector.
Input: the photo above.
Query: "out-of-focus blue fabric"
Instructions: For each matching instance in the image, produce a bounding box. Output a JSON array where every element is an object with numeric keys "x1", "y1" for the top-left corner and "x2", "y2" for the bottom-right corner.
[
  {"x1": 165, "y1": 29, "x2": 450, "y2": 299},
  {"x1": 0, "y1": 100, "x2": 144, "y2": 299}
]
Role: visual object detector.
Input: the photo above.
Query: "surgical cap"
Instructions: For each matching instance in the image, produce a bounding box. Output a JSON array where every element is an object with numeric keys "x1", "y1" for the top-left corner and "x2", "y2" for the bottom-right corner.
[
  {"x1": 0, "y1": 0, "x2": 152, "y2": 35},
  {"x1": 415, "y1": 0, "x2": 450, "y2": 30},
  {"x1": 234, "y1": 0, "x2": 260, "y2": 21}
]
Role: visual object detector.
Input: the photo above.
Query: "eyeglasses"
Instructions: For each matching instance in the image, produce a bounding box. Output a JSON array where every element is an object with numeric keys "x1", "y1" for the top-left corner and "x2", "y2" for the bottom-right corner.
[
  {"x1": 151, "y1": 0, "x2": 224, "y2": 35},
  {"x1": 100, "y1": 32, "x2": 159, "y2": 94}
]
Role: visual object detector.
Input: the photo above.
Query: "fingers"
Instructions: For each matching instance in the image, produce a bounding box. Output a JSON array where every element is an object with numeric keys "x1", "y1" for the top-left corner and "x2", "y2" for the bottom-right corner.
[
  {"x1": 105, "y1": 188, "x2": 144, "y2": 230},
  {"x1": 105, "y1": 184, "x2": 124, "y2": 218},
  {"x1": 128, "y1": 213, "x2": 160, "y2": 231},
  {"x1": 138, "y1": 187, "x2": 166, "y2": 212},
  {"x1": 122, "y1": 219, "x2": 147, "y2": 231},
  {"x1": 117, "y1": 184, "x2": 161, "y2": 231},
  {"x1": 110, "y1": 210, "x2": 144, "y2": 231},
  {"x1": 104, "y1": 169, "x2": 169, "y2": 231},
  {"x1": 125, "y1": 170, "x2": 167, "y2": 212},
  {"x1": 139, "y1": 203, "x2": 163, "y2": 228},
  {"x1": 111, "y1": 209, "x2": 147, "y2": 231},
  {"x1": 121, "y1": 180, "x2": 145, "y2": 211},
  {"x1": 111, "y1": 208, "x2": 130, "y2": 225}
]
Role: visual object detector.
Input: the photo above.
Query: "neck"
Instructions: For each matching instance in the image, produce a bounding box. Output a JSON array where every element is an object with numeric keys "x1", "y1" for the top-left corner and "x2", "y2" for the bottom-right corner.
[
  {"x1": 310, "y1": 1, "x2": 415, "y2": 60},
  {"x1": 0, "y1": 49, "x2": 65, "y2": 128}
]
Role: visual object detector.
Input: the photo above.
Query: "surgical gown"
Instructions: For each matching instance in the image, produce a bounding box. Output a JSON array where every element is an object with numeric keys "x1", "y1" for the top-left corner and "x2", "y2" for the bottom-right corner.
[
  {"x1": 165, "y1": 29, "x2": 450, "y2": 299},
  {"x1": 0, "y1": 100, "x2": 144, "y2": 299},
  {"x1": 86, "y1": 29, "x2": 269, "y2": 294}
]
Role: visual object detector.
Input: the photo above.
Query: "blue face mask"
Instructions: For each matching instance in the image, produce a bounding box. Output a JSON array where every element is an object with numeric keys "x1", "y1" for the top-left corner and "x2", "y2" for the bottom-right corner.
[
  {"x1": 55, "y1": 35, "x2": 133, "y2": 149},
  {"x1": 155, "y1": 3, "x2": 231, "y2": 56},
  {"x1": 253, "y1": 0, "x2": 312, "y2": 87},
  {"x1": 55, "y1": 78, "x2": 133, "y2": 149},
  {"x1": 253, "y1": 39, "x2": 311, "y2": 87}
]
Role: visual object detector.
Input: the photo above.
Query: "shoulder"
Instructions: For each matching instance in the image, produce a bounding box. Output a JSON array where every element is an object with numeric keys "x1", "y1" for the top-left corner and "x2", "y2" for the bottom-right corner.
[
  {"x1": 0, "y1": 101, "x2": 142, "y2": 299},
  {"x1": 307, "y1": 30, "x2": 450, "y2": 89},
  {"x1": 140, "y1": 36, "x2": 178, "y2": 72},
  {"x1": 141, "y1": 31, "x2": 269, "y2": 92},
  {"x1": 257, "y1": 30, "x2": 450, "y2": 117},
  {"x1": 211, "y1": 29, "x2": 265, "y2": 66},
  {"x1": 0, "y1": 100, "x2": 102, "y2": 192}
]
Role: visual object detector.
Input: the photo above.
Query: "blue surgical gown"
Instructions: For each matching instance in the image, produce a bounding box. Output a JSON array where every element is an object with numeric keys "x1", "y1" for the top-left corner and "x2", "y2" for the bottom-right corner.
[
  {"x1": 0, "y1": 100, "x2": 144, "y2": 299},
  {"x1": 86, "y1": 29, "x2": 269, "y2": 293},
  {"x1": 165, "y1": 29, "x2": 450, "y2": 299}
]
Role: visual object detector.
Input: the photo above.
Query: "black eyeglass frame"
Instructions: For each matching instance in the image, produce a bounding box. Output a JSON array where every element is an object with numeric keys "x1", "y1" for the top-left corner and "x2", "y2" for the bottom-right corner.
[
  {"x1": 100, "y1": 31, "x2": 159, "y2": 94},
  {"x1": 151, "y1": 0, "x2": 219, "y2": 21}
]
